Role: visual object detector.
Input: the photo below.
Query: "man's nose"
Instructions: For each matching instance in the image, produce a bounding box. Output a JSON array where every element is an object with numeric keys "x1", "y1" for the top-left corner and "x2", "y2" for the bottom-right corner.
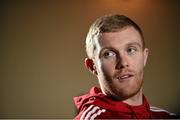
[{"x1": 115, "y1": 53, "x2": 129, "y2": 69}]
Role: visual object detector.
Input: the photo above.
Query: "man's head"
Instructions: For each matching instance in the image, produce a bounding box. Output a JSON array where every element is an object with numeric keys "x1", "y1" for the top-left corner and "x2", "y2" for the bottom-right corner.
[{"x1": 85, "y1": 14, "x2": 149, "y2": 100}]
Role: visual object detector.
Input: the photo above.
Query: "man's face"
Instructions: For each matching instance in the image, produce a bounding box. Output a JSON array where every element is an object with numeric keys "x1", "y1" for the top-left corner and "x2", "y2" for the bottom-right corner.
[{"x1": 93, "y1": 26, "x2": 148, "y2": 99}]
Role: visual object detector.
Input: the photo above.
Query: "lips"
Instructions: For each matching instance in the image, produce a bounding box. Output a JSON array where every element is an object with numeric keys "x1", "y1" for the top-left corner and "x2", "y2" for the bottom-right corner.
[{"x1": 116, "y1": 73, "x2": 134, "y2": 81}]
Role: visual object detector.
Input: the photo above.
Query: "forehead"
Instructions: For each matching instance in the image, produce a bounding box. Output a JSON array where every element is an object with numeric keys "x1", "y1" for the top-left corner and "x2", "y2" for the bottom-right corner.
[{"x1": 98, "y1": 27, "x2": 143, "y2": 48}]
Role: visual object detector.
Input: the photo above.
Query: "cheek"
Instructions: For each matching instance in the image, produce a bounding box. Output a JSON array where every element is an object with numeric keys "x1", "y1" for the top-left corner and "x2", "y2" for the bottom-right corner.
[
  {"x1": 96, "y1": 59, "x2": 116, "y2": 82},
  {"x1": 94, "y1": 59, "x2": 106, "y2": 76},
  {"x1": 101, "y1": 60, "x2": 116, "y2": 73},
  {"x1": 131, "y1": 56, "x2": 145, "y2": 72}
]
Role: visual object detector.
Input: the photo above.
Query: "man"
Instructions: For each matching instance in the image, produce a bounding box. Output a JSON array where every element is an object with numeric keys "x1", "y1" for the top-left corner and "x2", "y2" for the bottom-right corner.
[{"x1": 74, "y1": 14, "x2": 177, "y2": 119}]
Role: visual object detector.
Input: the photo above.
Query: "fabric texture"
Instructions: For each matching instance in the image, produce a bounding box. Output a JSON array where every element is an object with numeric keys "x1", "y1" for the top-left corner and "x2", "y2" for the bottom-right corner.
[{"x1": 74, "y1": 86, "x2": 177, "y2": 119}]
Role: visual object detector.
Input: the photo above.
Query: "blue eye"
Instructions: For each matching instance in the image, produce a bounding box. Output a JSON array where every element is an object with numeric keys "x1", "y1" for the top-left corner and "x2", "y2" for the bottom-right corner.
[
  {"x1": 127, "y1": 47, "x2": 137, "y2": 54},
  {"x1": 103, "y1": 51, "x2": 116, "y2": 58}
]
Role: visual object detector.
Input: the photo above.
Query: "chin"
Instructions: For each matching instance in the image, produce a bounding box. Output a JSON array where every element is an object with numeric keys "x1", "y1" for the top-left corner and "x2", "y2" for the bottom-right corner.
[{"x1": 110, "y1": 85, "x2": 142, "y2": 100}]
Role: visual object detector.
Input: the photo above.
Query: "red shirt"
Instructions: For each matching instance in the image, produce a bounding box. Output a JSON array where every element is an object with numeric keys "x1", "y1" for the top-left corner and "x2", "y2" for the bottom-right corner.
[{"x1": 74, "y1": 87, "x2": 177, "y2": 119}]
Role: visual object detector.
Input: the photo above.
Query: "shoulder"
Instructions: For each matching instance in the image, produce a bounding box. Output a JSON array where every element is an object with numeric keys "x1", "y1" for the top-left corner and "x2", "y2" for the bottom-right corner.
[
  {"x1": 74, "y1": 104, "x2": 107, "y2": 120},
  {"x1": 150, "y1": 106, "x2": 177, "y2": 118},
  {"x1": 150, "y1": 106, "x2": 175, "y2": 115}
]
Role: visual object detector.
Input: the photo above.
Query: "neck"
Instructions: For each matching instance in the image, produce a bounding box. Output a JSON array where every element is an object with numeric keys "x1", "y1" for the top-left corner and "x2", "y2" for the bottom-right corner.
[{"x1": 122, "y1": 88, "x2": 143, "y2": 106}]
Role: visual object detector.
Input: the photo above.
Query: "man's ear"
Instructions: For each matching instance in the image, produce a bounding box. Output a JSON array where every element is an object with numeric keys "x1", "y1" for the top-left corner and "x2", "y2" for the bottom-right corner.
[
  {"x1": 143, "y1": 48, "x2": 149, "y2": 67},
  {"x1": 84, "y1": 58, "x2": 98, "y2": 75}
]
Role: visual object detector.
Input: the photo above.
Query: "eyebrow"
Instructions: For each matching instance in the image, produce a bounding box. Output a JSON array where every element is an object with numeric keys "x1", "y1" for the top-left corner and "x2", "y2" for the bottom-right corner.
[
  {"x1": 100, "y1": 47, "x2": 117, "y2": 53},
  {"x1": 100, "y1": 42, "x2": 142, "y2": 52},
  {"x1": 126, "y1": 42, "x2": 142, "y2": 48}
]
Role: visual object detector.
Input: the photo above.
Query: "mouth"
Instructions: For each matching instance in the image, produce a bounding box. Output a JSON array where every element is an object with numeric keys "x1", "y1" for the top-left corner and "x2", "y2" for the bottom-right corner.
[{"x1": 116, "y1": 74, "x2": 134, "y2": 82}]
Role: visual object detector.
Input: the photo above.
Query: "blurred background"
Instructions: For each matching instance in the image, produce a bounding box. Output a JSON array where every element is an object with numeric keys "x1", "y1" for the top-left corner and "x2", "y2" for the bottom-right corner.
[{"x1": 0, "y1": 0, "x2": 180, "y2": 118}]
